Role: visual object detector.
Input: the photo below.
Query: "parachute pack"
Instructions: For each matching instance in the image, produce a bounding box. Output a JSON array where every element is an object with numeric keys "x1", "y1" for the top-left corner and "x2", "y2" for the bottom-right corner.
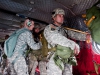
[
  {"x1": 4, "y1": 28, "x2": 30, "y2": 58},
  {"x1": 85, "y1": 0, "x2": 100, "y2": 44}
]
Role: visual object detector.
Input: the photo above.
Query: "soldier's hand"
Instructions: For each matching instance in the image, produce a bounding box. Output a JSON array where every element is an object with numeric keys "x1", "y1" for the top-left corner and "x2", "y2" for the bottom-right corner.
[
  {"x1": 86, "y1": 34, "x2": 91, "y2": 43},
  {"x1": 74, "y1": 46, "x2": 79, "y2": 55}
]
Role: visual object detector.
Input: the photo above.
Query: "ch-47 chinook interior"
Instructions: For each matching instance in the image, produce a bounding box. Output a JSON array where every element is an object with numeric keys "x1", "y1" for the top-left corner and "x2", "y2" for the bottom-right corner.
[{"x1": 0, "y1": 0, "x2": 100, "y2": 75}]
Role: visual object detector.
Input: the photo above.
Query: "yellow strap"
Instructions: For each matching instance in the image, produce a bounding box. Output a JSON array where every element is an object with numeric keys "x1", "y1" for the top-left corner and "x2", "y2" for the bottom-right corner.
[
  {"x1": 86, "y1": 16, "x2": 95, "y2": 27},
  {"x1": 64, "y1": 27, "x2": 89, "y2": 34}
]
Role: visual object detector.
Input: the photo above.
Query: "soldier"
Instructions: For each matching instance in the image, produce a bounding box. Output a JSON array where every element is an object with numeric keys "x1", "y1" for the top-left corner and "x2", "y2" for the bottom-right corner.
[
  {"x1": 28, "y1": 23, "x2": 47, "y2": 75},
  {"x1": 0, "y1": 35, "x2": 9, "y2": 75},
  {"x1": 28, "y1": 23, "x2": 41, "y2": 75},
  {"x1": 43, "y1": 8, "x2": 88, "y2": 75},
  {"x1": 7, "y1": 19, "x2": 41, "y2": 75}
]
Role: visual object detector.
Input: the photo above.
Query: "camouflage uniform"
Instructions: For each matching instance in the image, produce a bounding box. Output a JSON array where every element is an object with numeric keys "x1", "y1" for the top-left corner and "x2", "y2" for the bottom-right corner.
[
  {"x1": 0, "y1": 45, "x2": 8, "y2": 74},
  {"x1": 28, "y1": 52, "x2": 38, "y2": 75},
  {"x1": 39, "y1": 61, "x2": 47, "y2": 75},
  {"x1": 44, "y1": 24, "x2": 86, "y2": 75},
  {"x1": 8, "y1": 30, "x2": 41, "y2": 75}
]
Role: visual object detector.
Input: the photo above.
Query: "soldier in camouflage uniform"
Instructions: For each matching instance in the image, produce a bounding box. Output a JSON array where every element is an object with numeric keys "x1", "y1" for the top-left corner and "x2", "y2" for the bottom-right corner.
[
  {"x1": 28, "y1": 23, "x2": 41, "y2": 75},
  {"x1": 28, "y1": 23, "x2": 47, "y2": 75},
  {"x1": 0, "y1": 35, "x2": 10, "y2": 75},
  {"x1": 7, "y1": 19, "x2": 41, "y2": 75},
  {"x1": 43, "y1": 8, "x2": 88, "y2": 75},
  {"x1": 33, "y1": 23, "x2": 47, "y2": 75}
]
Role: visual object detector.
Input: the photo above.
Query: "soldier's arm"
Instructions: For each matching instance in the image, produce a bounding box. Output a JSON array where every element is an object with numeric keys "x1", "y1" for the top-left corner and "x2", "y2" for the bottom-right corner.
[
  {"x1": 67, "y1": 30, "x2": 86, "y2": 41},
  {"x1": 44, "y1": 26, "x2": 79, "y2": 51},
  {"x1": 26, "y1": 31, "x2": 41, "y2": 50}
]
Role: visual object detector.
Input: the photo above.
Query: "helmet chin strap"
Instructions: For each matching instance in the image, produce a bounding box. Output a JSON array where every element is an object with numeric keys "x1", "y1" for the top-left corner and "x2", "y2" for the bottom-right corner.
[
  {"x1": 52, "y1": 23, "x2": 59, "y2": 27},
  {"x1": 52, "y1": 23, "x2": 62, "y2": 31},
  {"x1": 53, "y1": 21, "x2": 62, "y2": 27}
]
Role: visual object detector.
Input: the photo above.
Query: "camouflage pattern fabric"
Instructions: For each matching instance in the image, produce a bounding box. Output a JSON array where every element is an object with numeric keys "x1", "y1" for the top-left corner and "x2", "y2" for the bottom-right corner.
[
  {"x1": 8, "y1": 30, "x2": 41, "y2": 75},
  {"x1": 44, "y1": 24, "x2": 86, "y2": 75}
]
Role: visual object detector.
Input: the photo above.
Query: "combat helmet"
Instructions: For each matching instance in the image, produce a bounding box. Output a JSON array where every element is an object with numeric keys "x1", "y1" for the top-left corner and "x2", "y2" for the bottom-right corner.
[{"x1": 52, "y1": 8, "x2": 65, "y2": 17}]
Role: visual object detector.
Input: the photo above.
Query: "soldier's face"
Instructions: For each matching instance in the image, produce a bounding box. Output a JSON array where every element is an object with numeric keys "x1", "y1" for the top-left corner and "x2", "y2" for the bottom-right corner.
[
  {"x1": 24, "y1": 19, "x2": 34, "y2": 30},
  {"x1": 53, "y1": 14, "x2": 64, "y2": 25},
  {"x1": 34, "y1": 28, "x2": 40, "y2": 33}
]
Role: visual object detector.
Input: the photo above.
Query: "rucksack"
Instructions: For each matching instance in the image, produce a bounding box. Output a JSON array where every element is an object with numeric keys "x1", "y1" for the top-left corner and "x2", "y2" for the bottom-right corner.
[
  {"x1": 86, "y1": 1, "x2": 100, "y2": 44},
  {"x1": 4, "y1": 28, "x2": 30, "y2": 58}
]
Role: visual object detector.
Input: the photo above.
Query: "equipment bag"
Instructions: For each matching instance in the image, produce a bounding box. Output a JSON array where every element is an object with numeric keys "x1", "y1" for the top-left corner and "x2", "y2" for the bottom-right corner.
[{"x1": 4, "y1": 28, "x2": 30, "y2": 58}]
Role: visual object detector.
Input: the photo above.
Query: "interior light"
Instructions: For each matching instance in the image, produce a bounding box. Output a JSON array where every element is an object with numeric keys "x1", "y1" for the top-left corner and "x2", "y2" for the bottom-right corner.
[{"x1": 30, "y1": 1, "x2": 34, "y2": 5}]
